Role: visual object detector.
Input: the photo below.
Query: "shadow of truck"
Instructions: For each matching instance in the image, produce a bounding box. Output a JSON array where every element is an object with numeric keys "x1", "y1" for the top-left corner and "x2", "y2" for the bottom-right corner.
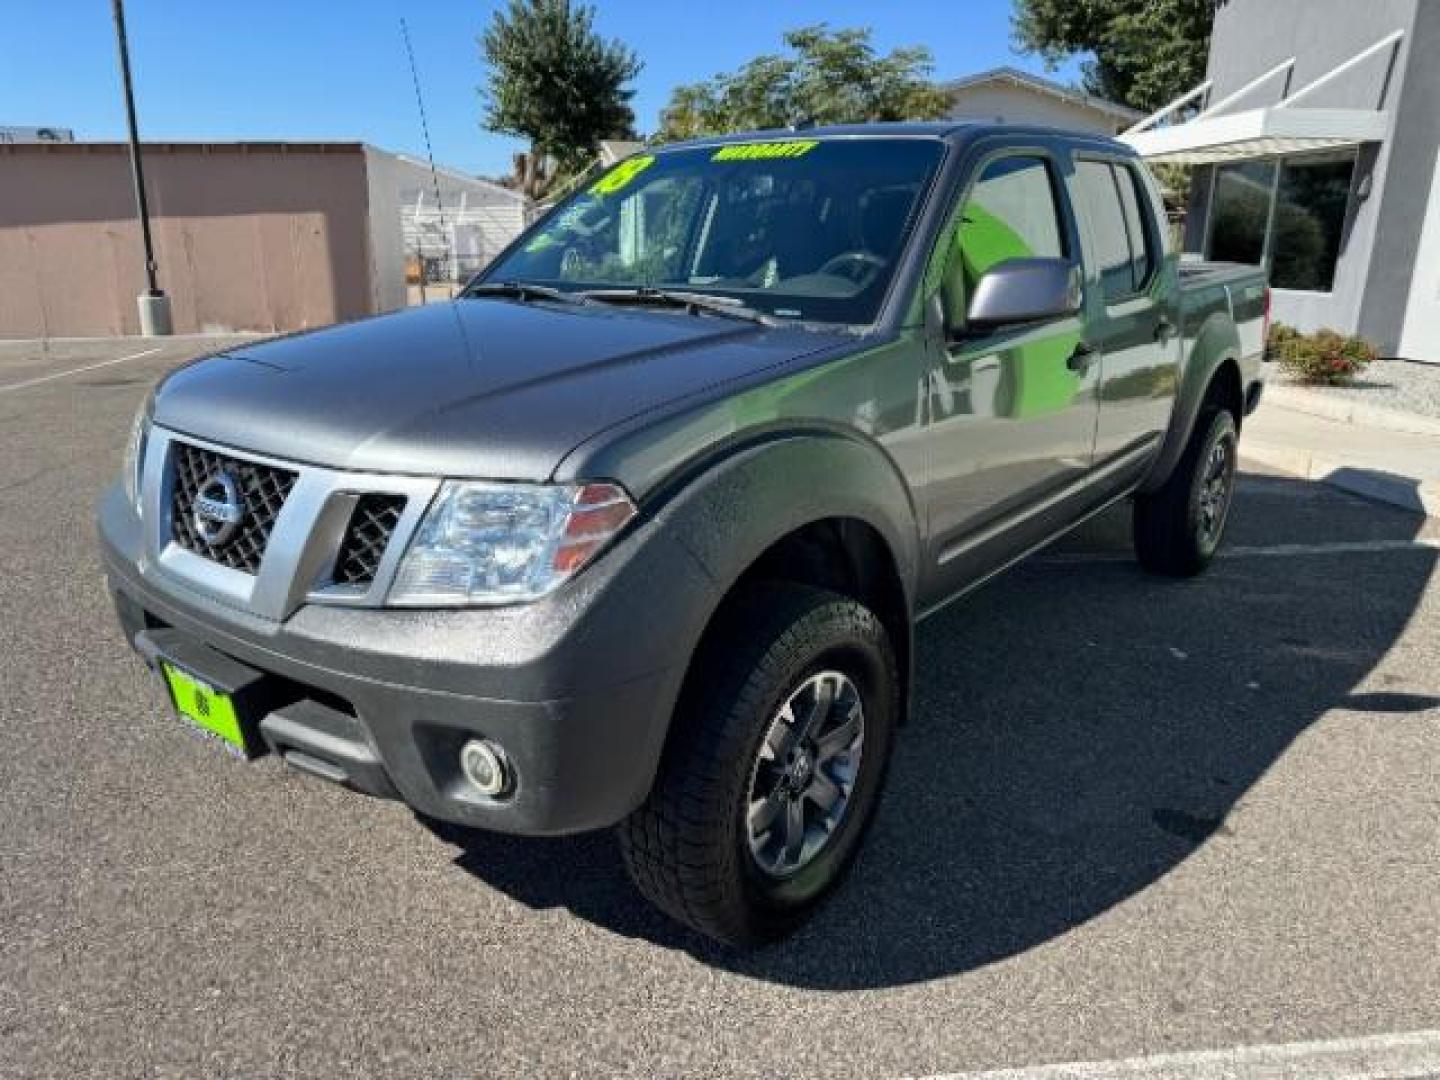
[{"x1": 420, "y1": 471, "x2": 1436, "y2": 989}]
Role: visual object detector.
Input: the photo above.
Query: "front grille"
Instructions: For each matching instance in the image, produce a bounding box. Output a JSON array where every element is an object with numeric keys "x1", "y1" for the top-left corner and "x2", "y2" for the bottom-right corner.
[
  {"x1": 333, "y1": 494, "x2": 407, "y2": 586},
  {"x1": 170, "y1": 442, "x2": 298, "y2": 574}
]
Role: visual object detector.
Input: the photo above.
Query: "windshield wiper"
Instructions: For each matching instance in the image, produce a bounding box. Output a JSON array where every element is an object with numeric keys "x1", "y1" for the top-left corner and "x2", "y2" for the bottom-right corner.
[
  {"x1": 580, "y1": 287, "x2": 777, "y2": 327},
  {"x1": 462, "y1": 281, "x2": 585, "y2": 305}
]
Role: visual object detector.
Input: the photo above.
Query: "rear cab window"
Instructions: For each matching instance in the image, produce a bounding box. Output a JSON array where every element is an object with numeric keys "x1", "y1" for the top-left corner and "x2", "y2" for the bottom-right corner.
[{"x1": 1074, "y1": 158, "x2": 1159, "y2": 302}]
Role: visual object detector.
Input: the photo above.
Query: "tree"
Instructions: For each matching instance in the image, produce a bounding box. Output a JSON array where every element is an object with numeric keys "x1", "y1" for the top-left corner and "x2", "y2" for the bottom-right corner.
[
  {"x1": 480, "y1": 0, "x2": 641, "y2": 196},
  {"x1": 659, "y1": 25, "x2": 951, "y2": 141},
  {"x1": 1012, "y1": 0, "x2": 1219, "y2": 113}
]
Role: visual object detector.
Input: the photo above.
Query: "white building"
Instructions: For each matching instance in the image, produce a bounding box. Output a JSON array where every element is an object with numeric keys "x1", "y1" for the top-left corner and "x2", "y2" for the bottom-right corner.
[
  {"x1": 944, "y1": 67, "x2": 1143, "y2": 137},
  {"x1": 373, "y1": 151, "x2": 530, "y2": 290},
  {"x1": 1123, "y1": 0, "x2": 1440, "y2": 360}
]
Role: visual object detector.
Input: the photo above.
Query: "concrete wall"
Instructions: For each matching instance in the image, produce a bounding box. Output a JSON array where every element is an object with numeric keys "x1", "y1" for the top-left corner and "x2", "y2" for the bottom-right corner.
[
  {"x1": 1360, "y1": 0, "x2": 1440, "y2": 358},
  {"x1": 362, "y1": 147, "x2": 410, "y2": 314},
  {"x1": 1207, "y1": 0, "x2": 1415, "y2": 109},
  {"x1": 1197, "y1": 0, "x2": 1424, "y2": 353},
  {"x1": 947, "y1": 82, "x2": 1131, "y2": 135},
  {"x1": 0, "y1": 143, "x2": 373, "y2": 338},
  {"x1": 1399, "y1": 145, "x2": 1440, "y2": 359}
]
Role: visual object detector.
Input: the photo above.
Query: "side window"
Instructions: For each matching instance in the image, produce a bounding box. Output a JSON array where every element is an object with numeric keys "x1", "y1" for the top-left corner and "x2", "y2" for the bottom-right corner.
[
  {"x1": 1075, "y1": 160, "x2": 1134, "y2": 302},
  {"x1": 942, "y1": 155, "x2": 1066, "y2": 323},
  {"x1": 1115, "y1": 165, "x2": 1158, "y2": 290},
  {"x1": 1076, "y1": 159, "x2": 1157, "y2": 302}
]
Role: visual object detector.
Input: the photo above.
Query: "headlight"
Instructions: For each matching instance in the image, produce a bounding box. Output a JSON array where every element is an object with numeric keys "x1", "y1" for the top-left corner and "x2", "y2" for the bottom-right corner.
[
  {"x1": 121, "y1": 397, "x2": 152, "y2": 513},
  {"x1": 388, "y1": 481, "x2": 637, "y2": 606}
]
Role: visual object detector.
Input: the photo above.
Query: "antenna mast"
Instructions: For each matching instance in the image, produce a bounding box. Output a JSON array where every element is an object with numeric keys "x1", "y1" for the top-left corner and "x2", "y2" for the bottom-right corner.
[{"x1": 401, "y1": 17, "x2": 452, "y2": 299}]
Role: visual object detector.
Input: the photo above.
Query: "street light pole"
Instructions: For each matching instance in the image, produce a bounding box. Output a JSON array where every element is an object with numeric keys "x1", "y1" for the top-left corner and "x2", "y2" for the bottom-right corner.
[{"x1": 111, "y1": 0, "x2": 171, "y2": 335}]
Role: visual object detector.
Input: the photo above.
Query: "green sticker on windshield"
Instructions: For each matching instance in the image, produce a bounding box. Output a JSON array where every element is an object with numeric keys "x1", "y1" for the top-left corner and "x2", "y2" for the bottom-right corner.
[
  {"x1": 589, "y1": 155, "x2": 655, "y2": 195},
  {"x1": 711, "y1": 140, "x2": 818, "y2": 162}
]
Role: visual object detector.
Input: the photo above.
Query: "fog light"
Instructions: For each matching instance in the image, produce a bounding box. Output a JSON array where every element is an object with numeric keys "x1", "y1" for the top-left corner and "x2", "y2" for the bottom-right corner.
[{"x1": 459, "y1": 739, "x2": 509, "y2": 796}]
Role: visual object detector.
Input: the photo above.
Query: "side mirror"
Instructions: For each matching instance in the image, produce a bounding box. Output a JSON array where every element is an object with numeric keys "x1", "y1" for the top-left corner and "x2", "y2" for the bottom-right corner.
[{"x1": 962, "y1": 257, "x2": 1081, "y2": 333}]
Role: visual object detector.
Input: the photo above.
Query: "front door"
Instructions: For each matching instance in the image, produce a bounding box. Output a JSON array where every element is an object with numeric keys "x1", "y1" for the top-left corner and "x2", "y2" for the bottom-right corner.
[{"x1": 920, "y1": 149, "x2": 1101, "y2": 607}]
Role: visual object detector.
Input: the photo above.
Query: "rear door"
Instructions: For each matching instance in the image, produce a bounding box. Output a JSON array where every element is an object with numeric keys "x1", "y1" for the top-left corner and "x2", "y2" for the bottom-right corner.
[
  {"x1": 1068, "y1": 156, "x2": 1180, "y2": 467},
  {"x1": 919, "y1": 144, "x2": 1100, "y2": 605}
]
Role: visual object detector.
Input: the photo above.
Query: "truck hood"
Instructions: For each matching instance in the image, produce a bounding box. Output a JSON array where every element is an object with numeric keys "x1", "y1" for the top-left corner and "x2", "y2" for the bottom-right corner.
[{"x1": 153, "y1": 299, "x2": 849, "y2": 479}]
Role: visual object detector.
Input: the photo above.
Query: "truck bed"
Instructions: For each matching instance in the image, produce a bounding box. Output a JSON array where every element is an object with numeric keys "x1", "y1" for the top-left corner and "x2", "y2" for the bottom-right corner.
[{"x1": 1179, "y1": 259, "x2": 1269, "y2": 364}]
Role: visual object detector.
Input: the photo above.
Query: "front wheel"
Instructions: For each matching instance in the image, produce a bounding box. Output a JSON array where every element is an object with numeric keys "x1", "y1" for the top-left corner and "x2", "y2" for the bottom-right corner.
[
  {"x1": 618, "y1": 583, "x2": 898, "y2": 947},
  {"x1": 1134, "y1": 407, "x2": 1239, "y2": 576}
]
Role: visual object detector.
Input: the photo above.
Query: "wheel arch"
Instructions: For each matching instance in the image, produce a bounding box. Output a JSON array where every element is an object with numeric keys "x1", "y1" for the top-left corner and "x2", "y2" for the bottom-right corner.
[
  {"x1": 726, "y1": 515, "x2": 911, "y2": 714},
  {"x1": 649, "y1": 432, "x2": 921, "y2": 729},
  {"x1": 1139, "y1": 332, "x2": 1245, "y2": 496}
]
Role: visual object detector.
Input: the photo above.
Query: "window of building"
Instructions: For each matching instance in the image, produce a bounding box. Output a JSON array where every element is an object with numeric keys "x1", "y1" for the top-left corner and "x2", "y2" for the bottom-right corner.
[
  {"x1": 1271, "y1": 155, "x2": 1355, "y2": 291},
  {"x1": 1207, "y1": 160, "x2": 1277, "y2": 268},
  {"x1": 1205, "y1": 153, "x2": 1356, "y2": 293}
]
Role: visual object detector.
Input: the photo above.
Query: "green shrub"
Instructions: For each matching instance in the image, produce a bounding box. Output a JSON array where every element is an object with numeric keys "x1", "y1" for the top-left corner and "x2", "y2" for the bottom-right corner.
[
  {"x1": 1268, "y1": 324, "x2": 1377, "y2": 385},
  {"x1": 1265, "y1": 322, "x2": 1302, "y2": 363}
]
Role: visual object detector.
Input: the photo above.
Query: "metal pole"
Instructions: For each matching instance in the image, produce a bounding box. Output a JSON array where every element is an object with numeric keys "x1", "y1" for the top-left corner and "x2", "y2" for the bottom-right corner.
[{"x1": 111, "y1": 0, "x2": 171, "y2": 333}]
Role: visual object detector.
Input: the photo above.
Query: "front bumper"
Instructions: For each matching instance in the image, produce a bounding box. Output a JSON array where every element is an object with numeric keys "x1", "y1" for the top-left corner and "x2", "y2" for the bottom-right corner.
[{"x1": 99, "y1": 483, "x2": 715, "y2": 836}]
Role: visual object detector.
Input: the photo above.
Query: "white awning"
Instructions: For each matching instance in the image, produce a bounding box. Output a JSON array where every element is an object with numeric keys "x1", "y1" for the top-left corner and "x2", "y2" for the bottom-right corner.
[{"x1": 1121, "y1": 106, "x2": 1388, "y2": 165}]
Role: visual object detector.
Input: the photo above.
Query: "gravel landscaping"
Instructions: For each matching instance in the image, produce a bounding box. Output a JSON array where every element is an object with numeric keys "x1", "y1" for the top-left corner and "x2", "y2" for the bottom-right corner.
[{"x1": 1271, "y1": 357, "x2": 1440, "y2": 420}]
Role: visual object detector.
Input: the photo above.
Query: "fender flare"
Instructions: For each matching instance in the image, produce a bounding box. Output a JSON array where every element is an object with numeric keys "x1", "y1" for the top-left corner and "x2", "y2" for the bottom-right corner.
[
  {"x1": 545, "y1": 430, "x2": 924, "y2": 808},
  {"x1": 650, "y1": 429, "x2": 922, "y2": 608},
  {"x1": 610, "y1": 428, "x2": 923, "y2": 734},
  {"x1": 1139, "y1": 311, "x2": 1241, "y2": 495}
]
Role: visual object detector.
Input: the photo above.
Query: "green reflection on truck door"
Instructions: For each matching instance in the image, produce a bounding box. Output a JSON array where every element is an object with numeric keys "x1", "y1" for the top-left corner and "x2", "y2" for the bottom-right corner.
[
  {"x1": 922, "y1": 153, "x2": 1098, "y2": 599},
  {"x1": 947, "y1": 202, "x2": 1080, "y2": 420}
]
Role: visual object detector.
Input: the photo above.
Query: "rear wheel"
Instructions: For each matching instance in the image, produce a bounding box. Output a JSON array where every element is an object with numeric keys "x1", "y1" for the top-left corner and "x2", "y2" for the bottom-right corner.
[
  {"x1": 618, "y1": 582, "x2": 898, "y2": 947},
  {"x1": 1134, "y1": 406, "x2": 1239, "y2": 576}
]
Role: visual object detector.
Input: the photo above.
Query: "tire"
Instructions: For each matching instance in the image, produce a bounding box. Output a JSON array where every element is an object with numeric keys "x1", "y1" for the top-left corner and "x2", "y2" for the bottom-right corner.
[
  {"x1": 1134, "y1": 406, "x2": 1239, "y2": 577},
  {"x1": 618, "y1": 582, "x2": 899, "y2": 947}
]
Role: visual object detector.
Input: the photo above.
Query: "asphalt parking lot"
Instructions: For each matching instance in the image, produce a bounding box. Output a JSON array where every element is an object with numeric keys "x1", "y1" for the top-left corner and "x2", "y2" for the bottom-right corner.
[{"x1": 2, "y1": 337, "x2": 1438, "y2": 1079}]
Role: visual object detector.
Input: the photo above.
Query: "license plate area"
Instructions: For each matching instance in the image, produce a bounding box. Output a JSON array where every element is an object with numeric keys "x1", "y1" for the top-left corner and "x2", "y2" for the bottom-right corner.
[
  {"x1": 137, "y1": 628, "x2": 285, "y2": 761},
  {"x1": 162, "y1": 661, "x2": 257, "y2": 757}
]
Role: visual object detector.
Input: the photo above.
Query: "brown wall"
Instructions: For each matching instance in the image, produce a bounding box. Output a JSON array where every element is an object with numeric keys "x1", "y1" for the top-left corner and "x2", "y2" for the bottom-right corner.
[{"x1": 0, "y1": 143, "x2": 373, "y2": 337}]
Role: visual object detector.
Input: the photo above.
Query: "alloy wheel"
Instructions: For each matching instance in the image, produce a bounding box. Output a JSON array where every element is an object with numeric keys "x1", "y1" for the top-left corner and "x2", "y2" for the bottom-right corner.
[
  {"x1": 745, "y1": 670, "x2": 865, "y2": 878},
  {"x1": 1196, "y1": 429, "x2": 1237, "y2": 551}
]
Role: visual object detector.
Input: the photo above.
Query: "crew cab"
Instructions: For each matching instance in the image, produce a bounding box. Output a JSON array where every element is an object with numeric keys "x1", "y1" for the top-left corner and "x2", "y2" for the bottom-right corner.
[{"x1": 99, "y1": 123, "x2": 1267, "y2": 946}]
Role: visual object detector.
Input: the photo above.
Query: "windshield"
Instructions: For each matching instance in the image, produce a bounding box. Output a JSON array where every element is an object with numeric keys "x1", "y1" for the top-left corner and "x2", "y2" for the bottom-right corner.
[{"x1": 481, "y1": 138, "x2": 947, "y2": 325}]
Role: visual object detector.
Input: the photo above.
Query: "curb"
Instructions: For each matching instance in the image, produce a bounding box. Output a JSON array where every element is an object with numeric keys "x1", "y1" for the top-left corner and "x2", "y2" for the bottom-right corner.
[
  {"x1": 0, "y1": 332, "x2": 266, "y2": 348},
  {"x1": 1264, "y1": 382, "x2": 1440, "y2": 437},
  {"x1": 1242, "y1": 439, "x2": 1440, "y2": 517}
]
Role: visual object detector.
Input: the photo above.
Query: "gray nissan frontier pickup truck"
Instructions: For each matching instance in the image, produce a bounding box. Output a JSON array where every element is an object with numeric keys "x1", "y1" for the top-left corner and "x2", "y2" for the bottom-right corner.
[{"x1": 100, "y1": 123, "x2": 1267, "y2": 946}]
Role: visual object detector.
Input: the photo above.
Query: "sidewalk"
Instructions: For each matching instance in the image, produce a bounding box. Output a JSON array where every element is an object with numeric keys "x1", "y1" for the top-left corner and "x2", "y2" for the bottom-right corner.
[
  {"x1": 1264, "y1": 380, "x2": 1440, "y2": 438},
  {"x1": 1243, "y1": 400, "x2": 1440, "y2": 516}
]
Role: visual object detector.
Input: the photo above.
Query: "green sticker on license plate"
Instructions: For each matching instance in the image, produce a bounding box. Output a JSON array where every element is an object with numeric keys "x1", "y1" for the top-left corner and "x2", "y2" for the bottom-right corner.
[{"x1": 162, "y1": 663, "x2": 245, "y2": 752}]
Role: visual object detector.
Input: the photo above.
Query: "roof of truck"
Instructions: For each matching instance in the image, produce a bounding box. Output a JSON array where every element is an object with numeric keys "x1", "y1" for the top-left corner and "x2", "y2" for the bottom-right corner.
[{"x1": 659, "y1": 121, "x2": 1134, "y2": 154}]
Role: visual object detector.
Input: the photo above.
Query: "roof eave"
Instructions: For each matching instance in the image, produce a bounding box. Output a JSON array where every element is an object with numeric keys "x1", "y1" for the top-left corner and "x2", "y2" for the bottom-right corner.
[{"x1": 943, "y1": 67, "x2": 1144, "y2": 123}]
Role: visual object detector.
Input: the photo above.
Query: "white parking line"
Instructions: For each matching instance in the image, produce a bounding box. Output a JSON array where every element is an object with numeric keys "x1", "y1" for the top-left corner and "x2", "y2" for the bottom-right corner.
[
  {"x1": 1036, "y1": 538, "x2": 1440, "y2": 566},
  {"x1": 1224, "y1": 538, "x2": 1440, "y2": 558},
  {"x1": 0, "y1": 347, "x2": 163, "y2": 394},
  {"x1": 913, "y1": 1027, "x2": 1440, "y2": 1080}
]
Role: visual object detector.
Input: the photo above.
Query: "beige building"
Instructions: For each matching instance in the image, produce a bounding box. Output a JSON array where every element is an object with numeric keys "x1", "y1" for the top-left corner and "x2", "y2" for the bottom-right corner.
[
  {"x1": 0, "y1": 141, "x2": 527, "y2": 339},
  {"x1": 944, "y1": 67, "x2": 1143, "y2": 136}
]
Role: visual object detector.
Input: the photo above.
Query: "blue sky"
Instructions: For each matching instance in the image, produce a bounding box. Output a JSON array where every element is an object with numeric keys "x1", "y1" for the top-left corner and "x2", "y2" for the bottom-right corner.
[{"x1": 2, "y1": 1, "x2": 1083, "y2": 178}]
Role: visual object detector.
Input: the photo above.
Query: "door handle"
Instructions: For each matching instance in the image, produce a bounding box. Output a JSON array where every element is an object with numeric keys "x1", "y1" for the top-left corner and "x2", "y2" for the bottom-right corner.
[{"x1": 1067, "y1": 341, "x2": 1097, "y2": 372}]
